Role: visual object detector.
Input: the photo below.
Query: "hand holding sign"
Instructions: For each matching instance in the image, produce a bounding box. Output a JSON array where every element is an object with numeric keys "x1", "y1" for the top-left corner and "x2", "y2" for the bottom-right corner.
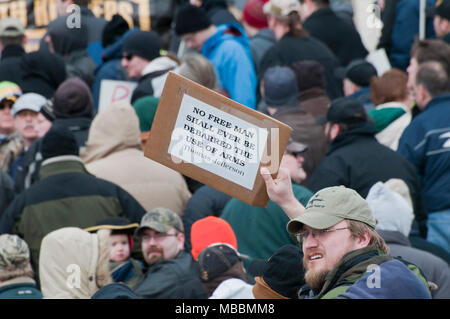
[{"x1": 145, "y1": 72, "x2": 292, "y2": 207}]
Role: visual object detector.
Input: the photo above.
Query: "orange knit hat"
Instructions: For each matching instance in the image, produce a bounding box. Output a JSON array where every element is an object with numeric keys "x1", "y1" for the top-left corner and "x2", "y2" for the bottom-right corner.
[{"x1": 190, "y1": 216, "x2": 238, "y2": 260}]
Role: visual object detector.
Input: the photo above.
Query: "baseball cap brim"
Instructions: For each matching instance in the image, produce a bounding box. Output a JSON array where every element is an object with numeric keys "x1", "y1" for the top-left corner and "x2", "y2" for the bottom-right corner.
[
  {"x1": 286, "y1": 212, "x2": 344, "y2": 234},
  {"x1": 135, "y1": 221, "x2": 171, "y2": 236}
]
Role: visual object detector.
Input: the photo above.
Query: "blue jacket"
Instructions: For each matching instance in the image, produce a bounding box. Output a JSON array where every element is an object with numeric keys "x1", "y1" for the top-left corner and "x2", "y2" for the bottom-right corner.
[
  {"x1": 201, "y1": 23, "x2": 257, "y2": 109},
  {"x1": 398, "y1": 93, "x2": 450, "y2": 213},
  {"x1": 389, "y1": 0, "x2": 436, "y2": 70},
  {"x1": 338, "y1": 258, "x2": 431, "y2": 299}
]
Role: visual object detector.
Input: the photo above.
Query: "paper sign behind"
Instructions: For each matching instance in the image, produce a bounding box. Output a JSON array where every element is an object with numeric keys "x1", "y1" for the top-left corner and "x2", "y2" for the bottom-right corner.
[{"x1": 98, "y1": 80, "x2": 137, "y2": 112}]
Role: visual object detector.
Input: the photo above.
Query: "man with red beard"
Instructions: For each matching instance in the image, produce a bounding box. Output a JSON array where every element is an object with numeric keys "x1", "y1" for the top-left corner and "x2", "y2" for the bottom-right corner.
[
  {"x1": 133, "y1": 208, "x2": 208, "y2": 299},
  {"x1": 261, "y1": 167, "x2": 432, "y2": 298}
]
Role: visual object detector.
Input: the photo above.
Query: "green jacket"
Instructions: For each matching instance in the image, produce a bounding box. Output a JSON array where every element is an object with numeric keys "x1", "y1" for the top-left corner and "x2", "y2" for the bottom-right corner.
[
  {"x1": 0, "y1": 156, "x2": 146, "y2": 269},
  {"x1": 0, "y1": 277, "x2": 42, "y2": 299}
]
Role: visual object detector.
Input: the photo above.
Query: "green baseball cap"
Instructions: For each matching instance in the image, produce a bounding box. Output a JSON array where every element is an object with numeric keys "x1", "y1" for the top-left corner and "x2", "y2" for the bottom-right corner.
[
  {"x1": 286, "y1": 186, "x2": 376, "y2": 234},
  {"x1": 135, "y1": 207, "x2": 184, "y2": 236}
]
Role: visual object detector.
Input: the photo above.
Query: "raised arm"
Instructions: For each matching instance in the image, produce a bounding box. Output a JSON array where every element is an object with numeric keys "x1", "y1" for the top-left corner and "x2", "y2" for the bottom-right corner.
[{"x1": 260, "y1": 167, "x2": 305, "y2": 219}]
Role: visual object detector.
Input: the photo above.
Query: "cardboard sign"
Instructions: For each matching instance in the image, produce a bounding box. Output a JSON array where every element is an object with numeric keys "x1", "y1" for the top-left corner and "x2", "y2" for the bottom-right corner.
[
  {"x1": 144, "y1": 72, "x2": 292, "y2": 207},
  {"x1": 98, "y1": 80, "x2": 137, "y2": 112}
]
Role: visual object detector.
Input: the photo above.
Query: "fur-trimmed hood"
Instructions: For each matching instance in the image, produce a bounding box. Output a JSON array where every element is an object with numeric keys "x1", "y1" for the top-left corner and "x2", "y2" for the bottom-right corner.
[{"x1": 39, "y1": 227, "x2": 112, "y2": 299}]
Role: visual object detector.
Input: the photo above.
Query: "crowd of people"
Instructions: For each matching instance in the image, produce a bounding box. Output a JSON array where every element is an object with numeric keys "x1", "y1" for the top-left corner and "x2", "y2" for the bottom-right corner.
[{"x1": 0, "y1": 0, "x2": 449, "y2": 299}]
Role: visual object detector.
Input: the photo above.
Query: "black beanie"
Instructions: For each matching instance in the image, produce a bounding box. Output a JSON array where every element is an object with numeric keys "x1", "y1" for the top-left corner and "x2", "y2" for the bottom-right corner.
[
  {"x1": 122, "y1": 31, "x2": 161, "y2": 61},
  {"x1": 53, "y1": 77, "x2": 93, "y2": 119},
  {"x1": 175, "y1": 4, "x2": 212, "y2": 36},
  {"x1": 262, "y1": 244, "x2": 305, "y2": 299},
  {"x1": 41, "y1": 125, "x2": 79, "y2": 160}
]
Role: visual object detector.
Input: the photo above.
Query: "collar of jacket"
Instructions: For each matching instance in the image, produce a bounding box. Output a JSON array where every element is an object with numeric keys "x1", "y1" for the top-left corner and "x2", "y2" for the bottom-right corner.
[
  {"x1": 316, "y1": 245, "x2": 391, "y2": 298},
  {"x1": 327, "y1": 121, "x2": 377, "y2": 155},
  {"x1": 0, "y1": 44, "x2": 25, "y2": 61},
  {"x1": 39, "y1": 155, "x2": 88, "y2": 180},
  {"x1": 0, "y1": 276, "x2": 36, "y2": 289},
  {"x1": 424, "y1": 93, "x2": 450, "y2": 111},
  {"x1": 376, "y1": 229, "x2": 411, "y2": 247}
]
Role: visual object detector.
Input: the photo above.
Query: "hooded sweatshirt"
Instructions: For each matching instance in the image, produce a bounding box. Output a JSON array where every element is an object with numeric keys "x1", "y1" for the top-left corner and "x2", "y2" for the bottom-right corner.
[
  {"x1": 39, "y1": 227, "x2": 112, "y2": 299},
  {"x1": 19, "y1": 50, "x2": 67, "y2": 99},
  {"x1": 201, "y1": 23, "x2": 257, "y2": 109},
  {"x1": 81, "y1": 101, "x2": 191, "y2": 215}
]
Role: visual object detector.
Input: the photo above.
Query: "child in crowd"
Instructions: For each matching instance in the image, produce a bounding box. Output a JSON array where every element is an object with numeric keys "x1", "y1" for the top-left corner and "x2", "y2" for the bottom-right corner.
[{"x1": 85, "y1": 217, "x2": 145, "y2": 290}]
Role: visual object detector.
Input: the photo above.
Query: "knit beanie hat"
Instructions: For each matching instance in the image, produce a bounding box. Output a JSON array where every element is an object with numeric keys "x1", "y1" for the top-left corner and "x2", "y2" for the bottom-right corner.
[
  {"x1": 53, "y1": 77, "x2": 93, "y2": 119},
  {"x1": 190, "y1": 216, "x2": 238, "y2": 260},
  {"x1": 41, "y1": 125, "x2": 79, "y2": 160},
  {"x1": 132, "y1": 96, "x2": 160, "y2": 132},
  {"x1": 251, "y1": 244, "x2": 305, "y2": 299},
  {"x1": 122, "y1": 31, "x2": 161, "y2": 61},
  {"x1": 243, "y1": 0, "x2": 270, "y2": 29},
  {"x1": 175, "y1": 4, "x2": 212, "y2": 36}
]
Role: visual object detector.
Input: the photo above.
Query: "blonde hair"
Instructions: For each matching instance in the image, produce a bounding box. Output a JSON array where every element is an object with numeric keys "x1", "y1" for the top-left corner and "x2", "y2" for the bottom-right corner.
[
  {"x1": 347, "y1": 220, "x2": 390, "y2": 254},
  {"x1": 179, "y1": 53, "x2": 217, "y2": 90}
]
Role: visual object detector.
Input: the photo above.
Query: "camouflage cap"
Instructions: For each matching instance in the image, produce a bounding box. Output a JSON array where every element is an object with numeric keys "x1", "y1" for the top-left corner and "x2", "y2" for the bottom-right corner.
[
  {"x1": 135, "y1": 208, "x2": 184, "y2": 236},
  {"x1": 286, "y1": 186, "x2": 376, "y2": 234},
  {"x1": 0, "y1": 234, "x2": 30, "y2": 270}
]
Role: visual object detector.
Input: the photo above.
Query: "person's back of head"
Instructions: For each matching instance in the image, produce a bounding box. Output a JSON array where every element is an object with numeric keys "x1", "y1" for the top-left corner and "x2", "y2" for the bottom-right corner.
[
  {"x1": 19, "y1": 50, "x2": 67, "y2": 99},
  {"x1": 262, "y1": 65, "x2": 299, "y2": 110},
  {"x1": 179, "y1": 53, "x2": 218, "y2": 90},
  {"x1": 41, "y1": 124, "x2": 79, "y2": 161},
  {"x1": 263, "y1": 0, "x2": 306, "y2": 38},
  {"x1": 336, "y1": 59, "x2": 378, "y2": 90},
  {"x1": 46, "y1": 17, "x2": 89, "y2": 56},
  {"x1": 0, "y1": 234, "x2": 34, "y2": 283},
  {"x1": 82, "y1": 101, "x2": 141, "y2": 163},
  {"x1": 370, "y1": 68, "x2": 409, "y2": 106},
  {"x1": 316, "y1": 96, "x2": 369, "y2": 133},
  {"x1": 252, "y1": 244, "x2": 305, "y2": 299},
  {"x1": 416, "y1": 60, "x2": 450, "y2": 99},
  {"x1": 366, "y1": 180, "x2": 414, "y2": 238},
  {"x1": 39, "y1": 227, "x2": 112, "y2": 299},
  {"x1": 53, "y1": 77, "x2": 93, "y2": 119},
  {"x1": 0, "y1": 17, "x2": 25, "y2": 48},
  {"x1": 101, "y1": 14, "x2": 130, "y2": 49},
  {"x1": 197, "y1": 243, "x2": 247, "y2": 297},
  {"x1": 242, "y1": 0, "x2": 270, "y2": 35},
  {"x1": 291, "y1": 60, "x2": 326, "y2": 92},
  {"x1": 190, "y1": 216, "x2": 238, "y2": 261},
  {"x1": 410, "y1": 38, "x2": 450, "y2": 76}
]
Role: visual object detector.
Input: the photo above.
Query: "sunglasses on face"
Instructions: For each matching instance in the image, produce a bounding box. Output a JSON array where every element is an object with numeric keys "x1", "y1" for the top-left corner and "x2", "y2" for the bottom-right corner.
[{"x1": 122, "y1": 53, "x2": 134, "y2": 61}]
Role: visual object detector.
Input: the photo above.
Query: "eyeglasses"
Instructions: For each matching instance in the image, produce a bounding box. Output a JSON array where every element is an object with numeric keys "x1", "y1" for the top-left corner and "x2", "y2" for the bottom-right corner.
[
  {"x1": 141, "y1": 233, "x2": 178, "y2": 242},
  {"x1": 122, "y1": 53, "x2": 134, "y2": 61},
  {"x1": 295, "y1": 227, "x2": 349, "y2": 244}
]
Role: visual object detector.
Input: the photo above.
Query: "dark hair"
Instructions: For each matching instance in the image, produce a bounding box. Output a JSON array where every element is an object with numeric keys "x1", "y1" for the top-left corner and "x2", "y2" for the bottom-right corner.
[
  {"x1": 300, "y1": 0, "x2": 329, "y2": 7},
  {"x1": 291, "y1": 60, "x2": 326, "y2": 91},
  {"x1": 416, "y1": 61, "x2": 450, "y2": 97},
  {"x1": 0, "y1": 35, "x2": 24, "y2": 46},
  {"x1": 370, "y1": 68, "x2": 409, "y2": 105},
  {"x1": 279, "y1": 11, "x2": 308, "y2": 38},
  {"x1": 410, "y1": 38, "x2": 450, "y2": 75}
]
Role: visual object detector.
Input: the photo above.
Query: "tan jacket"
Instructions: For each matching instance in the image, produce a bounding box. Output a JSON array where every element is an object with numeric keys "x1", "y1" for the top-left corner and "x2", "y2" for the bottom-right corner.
[
  {"x1": 39, "y1": 227, "x2": 112, "y2": 299},
  {"x1": 81, "y1": 101, "x2": 191, "y2": 216}
]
